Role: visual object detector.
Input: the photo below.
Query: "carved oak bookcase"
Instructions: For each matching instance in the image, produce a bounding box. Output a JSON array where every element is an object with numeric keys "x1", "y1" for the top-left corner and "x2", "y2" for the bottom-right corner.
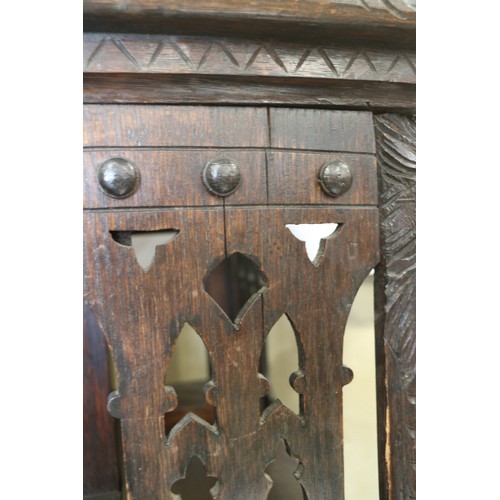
[{"x1": 83, "y1": 2, "x2": 415, "y2": 499}]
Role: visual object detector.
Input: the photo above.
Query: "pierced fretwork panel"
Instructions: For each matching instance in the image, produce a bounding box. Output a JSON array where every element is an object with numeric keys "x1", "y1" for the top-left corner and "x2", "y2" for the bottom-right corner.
[
  {"x1": 84, "y1": 204, "x2": 379, "y2": 499},
  {"x1": 226, "y1": 207, "x2": 379, "y2": 499},
  {"x1": 84, "y1": 209, "x2": 226, "y2": 498}
]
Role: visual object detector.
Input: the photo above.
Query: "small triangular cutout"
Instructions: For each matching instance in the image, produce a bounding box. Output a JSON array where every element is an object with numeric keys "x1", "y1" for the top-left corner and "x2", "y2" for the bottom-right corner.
[
  {"x1": 110, "y1": 229, "x2": 179, "y2": 271},
  {"x1": 285, "y1": 223, "x2": 340, "y2": 267}
]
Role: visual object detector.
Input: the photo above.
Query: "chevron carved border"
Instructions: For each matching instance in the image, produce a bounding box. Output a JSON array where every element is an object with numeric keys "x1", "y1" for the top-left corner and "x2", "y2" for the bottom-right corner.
[{"x1": 83, "y1": 34, "x2": 416, "y2": 84}]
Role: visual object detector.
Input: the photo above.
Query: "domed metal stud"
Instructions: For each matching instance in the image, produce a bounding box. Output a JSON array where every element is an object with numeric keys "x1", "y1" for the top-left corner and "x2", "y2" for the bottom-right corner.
[
  {"x1": 318, "y1": 160, "x2": 353, "y2": 197},
  {"x1": 202, "y1": 158, "x2": 242, "y2": 197},
  {"x1": 98, "y1": 158, "x2": 139, "y2": 199}
]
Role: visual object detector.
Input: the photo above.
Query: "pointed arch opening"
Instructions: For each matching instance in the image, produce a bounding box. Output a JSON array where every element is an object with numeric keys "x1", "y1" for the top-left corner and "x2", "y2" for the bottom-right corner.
[
  {"x1": 164, "y1": 323, "x2": 215, "y2": 434},
  {"x1": 261, "y1": 314, "x2": 303, "y2": 415}
]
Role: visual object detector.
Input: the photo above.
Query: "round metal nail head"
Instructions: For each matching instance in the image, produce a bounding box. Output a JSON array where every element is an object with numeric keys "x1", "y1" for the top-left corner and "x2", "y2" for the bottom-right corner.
[
  {"x1": 318, "y1": 161, "x2": 353, "y2": 197},
  {"x1": 98, "y1": 158, "x2": 139, "y2": 199},
  {"x1": 202, "y1": 158, "x2": 242, "y2": 197}
]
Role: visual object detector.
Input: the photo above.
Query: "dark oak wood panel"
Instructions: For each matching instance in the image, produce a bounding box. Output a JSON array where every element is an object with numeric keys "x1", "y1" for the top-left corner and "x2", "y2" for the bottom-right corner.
[
  {"x1": 83, "y1": 0, "x2": 415, "y2": 48},
  {"x1": 83, "y1": 105, "x2": 269, "y2": 148},
  {"x1": 267, "y1": 151, "x2": 377, "y2": 206},
  {"x1": 84, "y1": 149, "x2": 267, "y2": 208},
  {"x1": 374, "y1": 113, "x2": 416, "y2": 500},
  {"x1": 270, "y1": 108, "x2": 376, "y2": 153},
  {"x1": 84, "y1": 149, "x2": 377, "y2": 209},
  {"x1": 84, "y1": 205, "x2": 379, "y2": 499},
  {"x1": 226, "y1": 206, "x2": 380, "y2": 499}
]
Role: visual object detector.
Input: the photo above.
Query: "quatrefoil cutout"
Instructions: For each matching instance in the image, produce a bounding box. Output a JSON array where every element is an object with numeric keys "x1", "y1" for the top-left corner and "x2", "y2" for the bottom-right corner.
[
  {"x1": 265, "y1": 439, "x2": 306, "y2": 500},
  {"x1": 285, "y1": 223, "x2": 340, "y2": 267},
  {"x1": 170, "y1": 455, "x2": 218, "y2": 500}
]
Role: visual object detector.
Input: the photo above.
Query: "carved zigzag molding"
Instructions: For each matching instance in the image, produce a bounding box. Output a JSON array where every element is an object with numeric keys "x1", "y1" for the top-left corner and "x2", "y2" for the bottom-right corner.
[
  {"x1": 355, "y1": 0, "x2": 416, "y2": 20},
  {"x1": 84, "y1": 35, "x2": 416, "y2": 84}
]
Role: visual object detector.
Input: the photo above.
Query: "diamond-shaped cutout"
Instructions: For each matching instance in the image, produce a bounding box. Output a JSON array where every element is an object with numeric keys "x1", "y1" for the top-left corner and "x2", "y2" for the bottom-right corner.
[{"x1": 204, "y1": 252, "x2": 268, "y2": 325}]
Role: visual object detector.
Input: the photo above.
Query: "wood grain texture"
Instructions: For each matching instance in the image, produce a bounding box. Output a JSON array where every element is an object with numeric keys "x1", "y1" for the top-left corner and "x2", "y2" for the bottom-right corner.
[
  {"x1": 374, "y1": 113, "x2": 416, "y2": 500},
  {"x1": 84, "y1": 206, "x2": 379, "y2": 499},
  {"x1": 83, "y1": 105, "x2": 382, "y2": 498},
  {"x1": 83, "y1": 0, "x2": 415, "y2": 48},
  {"x1": 83, "y1": 106, "x2": 378, "y2": 208},
  {"x1": 270, "y1": 108, "x2": 376, "y2": 153},
  {"x1": 267, "y1": 152, "x2": 377, "y2": 206},
  {"x1": 83, "y1": 33, "x2": 415, "y2": 112},
  {"x1": 83, "y1": 304, "x2": 120, "y2": 496},
  {"x1": 83, "y1": 34, "x2": 415, "y2": 84},
  {"x1": 84, "y1": 73, "x2": 415, "y2": 112},
  {"x1": 84, "y1": 149, "x2": 267, "y2": 208},
  {"x1": 83, "y1": 105, "x2": 268, "y2": 147}
]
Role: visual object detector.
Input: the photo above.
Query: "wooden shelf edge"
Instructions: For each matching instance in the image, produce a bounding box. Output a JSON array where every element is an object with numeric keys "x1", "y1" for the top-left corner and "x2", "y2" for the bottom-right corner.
[{"x1": 83, "y1": 0, "x2": 415, "y2": 49}]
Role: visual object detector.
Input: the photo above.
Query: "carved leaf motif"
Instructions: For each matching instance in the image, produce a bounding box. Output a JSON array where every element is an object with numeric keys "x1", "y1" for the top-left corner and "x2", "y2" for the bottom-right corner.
[{"x1": 375, "y1": 113, "x2": 416, "y2": 499}]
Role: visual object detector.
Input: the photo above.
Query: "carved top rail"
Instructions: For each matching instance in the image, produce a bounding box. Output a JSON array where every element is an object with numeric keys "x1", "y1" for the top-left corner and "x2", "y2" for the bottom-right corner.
[
  {"x1": 84, "y1": 34, "x2": 415, "y2": 84},
  {"x1": 83, "y1": 1, "x2": 415, "y2": 111},
  {"x1": 84, "y1": 0, "x2": 415, "y2": 48}
]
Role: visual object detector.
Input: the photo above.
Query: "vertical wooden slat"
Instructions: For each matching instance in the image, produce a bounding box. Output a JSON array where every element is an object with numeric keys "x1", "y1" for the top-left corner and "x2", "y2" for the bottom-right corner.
[
  {"x1": 83, "y1": 304, "x2": 121, "y2": 496},
  {"x1": 374, "y1": 113, "x2": 416, "y2": 500}
]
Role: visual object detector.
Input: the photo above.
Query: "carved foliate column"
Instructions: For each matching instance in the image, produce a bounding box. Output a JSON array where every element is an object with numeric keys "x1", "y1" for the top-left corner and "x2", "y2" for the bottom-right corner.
[{"x1": 374, "y1": 114, "x2": 416, "y2": 500}]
